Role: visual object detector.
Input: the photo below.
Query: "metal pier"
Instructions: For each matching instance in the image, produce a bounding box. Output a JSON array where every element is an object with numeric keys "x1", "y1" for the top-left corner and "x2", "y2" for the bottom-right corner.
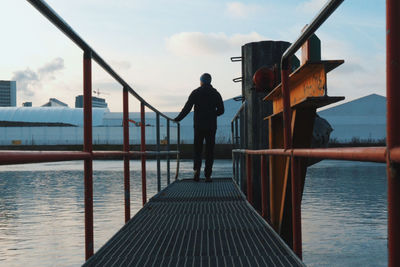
[{"x1": 84, "y1": 178, "x2": 304, "y2": 267}]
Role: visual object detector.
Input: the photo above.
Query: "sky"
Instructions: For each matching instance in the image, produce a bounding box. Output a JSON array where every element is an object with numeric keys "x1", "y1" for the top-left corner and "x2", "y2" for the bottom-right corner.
[{"x1": 1, "y1": 0, "x2": 386, "y2": 112}]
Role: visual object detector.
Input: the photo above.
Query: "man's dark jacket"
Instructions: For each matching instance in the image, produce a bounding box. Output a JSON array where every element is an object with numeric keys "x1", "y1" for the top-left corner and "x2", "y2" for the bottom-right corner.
[{"x1": 175, "y1": 84, "x2": 224, "y2": 129}]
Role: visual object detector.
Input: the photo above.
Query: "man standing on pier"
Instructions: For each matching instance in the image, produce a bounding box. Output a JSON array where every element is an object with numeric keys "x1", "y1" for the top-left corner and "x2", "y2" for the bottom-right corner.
[{"x1": 174, "y1": 73, "x2": 224, "y2": 182}]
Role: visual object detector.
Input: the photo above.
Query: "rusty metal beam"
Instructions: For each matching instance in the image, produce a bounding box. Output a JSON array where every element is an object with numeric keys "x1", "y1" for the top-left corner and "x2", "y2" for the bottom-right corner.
[
  {"x1": 387, "y1": 0, "x2": 400, "y2": 265},
  {"x1": 0, "y1": 151, "x2": 90, "y2": 165}
]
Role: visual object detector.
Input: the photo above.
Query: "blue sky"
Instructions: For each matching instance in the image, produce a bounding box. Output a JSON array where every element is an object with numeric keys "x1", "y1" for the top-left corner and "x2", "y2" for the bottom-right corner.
[{"x1": 1, "y1": 0, "x2": 385, "y2": 112}]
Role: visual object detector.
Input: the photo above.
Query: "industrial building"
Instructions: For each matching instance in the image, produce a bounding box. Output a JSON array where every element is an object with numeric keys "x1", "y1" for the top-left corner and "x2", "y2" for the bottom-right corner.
[
  {"x1": 75, "y1": 95, "x2": 108, "y2": 108},
  {"x1": 0, "y1": 94, "x2": 386, "y2": 146},
  {"x1": 0, "y1": 80, "x2": 16, "y2": 107}
]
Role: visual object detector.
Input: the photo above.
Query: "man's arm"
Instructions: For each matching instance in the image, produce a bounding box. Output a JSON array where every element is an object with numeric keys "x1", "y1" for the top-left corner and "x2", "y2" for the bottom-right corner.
[
  {"x1": 174, "y1": 92, "x2": 195, "y2": 122},
  {"x1": 216, "y1": 92, "x2": 224, "y2": 116}
]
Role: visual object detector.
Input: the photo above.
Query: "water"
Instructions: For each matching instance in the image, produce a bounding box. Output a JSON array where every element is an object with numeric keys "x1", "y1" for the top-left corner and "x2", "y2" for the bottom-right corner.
[{"x1": 0, "y1": 159, "x2": 387, "y2": 266}]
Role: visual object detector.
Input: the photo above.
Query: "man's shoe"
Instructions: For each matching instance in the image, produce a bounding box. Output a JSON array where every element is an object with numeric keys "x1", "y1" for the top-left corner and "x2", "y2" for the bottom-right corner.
[
  {"x1": 193, "y1": 170, "x2": 200, "y2": 182},
  {"x1": 205, "y1": 176, "x2": 212, "y2": 183}
]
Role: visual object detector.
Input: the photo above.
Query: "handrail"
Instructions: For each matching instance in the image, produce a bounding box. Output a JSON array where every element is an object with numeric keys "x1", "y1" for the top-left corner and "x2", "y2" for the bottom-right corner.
[
  {"x1": 280, "y1": 0, "x2": 344, "y2": 69},
  {"x1": 27, "y1": 0, "x2": 175, "y2": 121}
]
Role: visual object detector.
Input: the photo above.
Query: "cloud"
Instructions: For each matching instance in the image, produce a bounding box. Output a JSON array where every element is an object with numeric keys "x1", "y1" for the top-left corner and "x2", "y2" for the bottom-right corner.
[
  {"x1": 297, "y1": 0, "x2": 328, "y2": 14},
  {"x1": 165, "y1": 32, "x2": 267, "y2": 56},
  {"x1": 12, "y1": 58, "x2": 65, "y2": 97},
  {"x1": 225, "y1": 2, "x2": 260, "y2": 18}
]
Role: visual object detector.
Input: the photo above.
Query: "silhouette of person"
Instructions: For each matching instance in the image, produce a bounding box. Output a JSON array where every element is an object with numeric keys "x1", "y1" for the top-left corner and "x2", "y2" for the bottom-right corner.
[{"x1": 174, "y1": 73, "x2": 224, "y2": 182}]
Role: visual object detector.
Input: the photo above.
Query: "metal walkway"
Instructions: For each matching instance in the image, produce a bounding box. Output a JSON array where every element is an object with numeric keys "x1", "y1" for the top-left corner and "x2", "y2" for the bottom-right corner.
[{"x1": 83, "y1": 178, "x2": 304, "y2": 267}]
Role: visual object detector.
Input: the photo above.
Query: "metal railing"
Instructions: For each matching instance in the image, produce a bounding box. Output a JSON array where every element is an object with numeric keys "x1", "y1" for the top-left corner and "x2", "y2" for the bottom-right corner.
[
  {"x1": 0, "y1": 0, "x2": 181, "y2": 261},
  {"x1": 232, "y1": 0, "x2": 400, "y2": 266}
]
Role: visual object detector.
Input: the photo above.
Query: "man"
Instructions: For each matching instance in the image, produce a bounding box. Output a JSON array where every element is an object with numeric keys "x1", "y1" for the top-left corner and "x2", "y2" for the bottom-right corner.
[{"x1": 174, "y1": 73, "x2": 224, "y2": 182}]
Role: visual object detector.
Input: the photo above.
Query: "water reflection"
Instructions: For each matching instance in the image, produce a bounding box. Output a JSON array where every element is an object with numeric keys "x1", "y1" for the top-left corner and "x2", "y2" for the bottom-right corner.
[{"x1": 0, "y1": 160, "x2": 387, "y2": 266}]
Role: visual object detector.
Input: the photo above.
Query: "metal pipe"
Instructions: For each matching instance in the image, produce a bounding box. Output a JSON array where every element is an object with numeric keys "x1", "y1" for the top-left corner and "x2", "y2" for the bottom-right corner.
[
  {"x1": 0, "y1": 151, "x2": 90, "y2": 165},
  {"x1": 83, "y1": 51, "x2": 93, "y2": 260},
  {"x1": 246, "y1": 154, "x2": 253, "y2": 204},
  {"x1": 281, "y1": 0, "x2": 344, "y2": 69},
  {"x1": 291, "y1": 157, "x2": 302, "y2": 259},
  {"x1": 175, "y1": 123, "x2": 180, "y2": 180},
  {"x1": 27, "y1": 0, "x2": 175, "y2": 122},
  {"x1": 260, "y1": 155, "x2": 269, "y2": 220},
  {"x1": 123, "y1": 87, "x2": 130, "y2": 223},
  {"x1": 390, "y1": 147, "x2": 400, "y2": 163},
  {"x1": 386, "y1": 0, "x2": 400, "y2": 265},
  {"x1": 281, "y1": 69, "x2": 292, "y2": 149},
  {"x1": 166, "y1": 119, "x2": 171, "y2": 185},
  {"x1": 156, "y1": 113, "x2": 161, "y2": 192},
  {"x1": 140, "y1": 102, "x2": 147, "y2": 206},
  {"x1": 233, "y1": 147, "x2": 387, "y2": 163}
]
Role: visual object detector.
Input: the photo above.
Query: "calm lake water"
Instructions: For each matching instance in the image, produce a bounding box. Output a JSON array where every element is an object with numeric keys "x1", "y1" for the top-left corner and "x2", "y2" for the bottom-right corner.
[{"x1": 0, "y1": 159, "x2": 387, "y2": 266}]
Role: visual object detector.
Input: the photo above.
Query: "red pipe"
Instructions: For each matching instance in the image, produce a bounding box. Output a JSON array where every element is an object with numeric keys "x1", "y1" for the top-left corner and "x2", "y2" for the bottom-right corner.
[
  {"x1": 291, "y1": 157, "x2": 302, "y2": 259},
  {"x1": 246, "y1": 154, "x2": 253, "y2": 204},
  {"x1": 140, "y1": 102, "x2": 147, "y2": 206},
  {"x1": 390, "y1": 147, "x2": 400, "y2": 163},
  {"x1": 123, "y1": 87, "x2": 130, "y2": 222},
  {"x1": 281, "y1": 68, "x2": 292, "y2": 149},
  {"x1": 242, "y1": 147, "x2": 386, "y2": 163},
  {"x1": 0, "y1": 151, "x2": 90, "y2": 165},
  {"x1": 83, "y1": 51, "x2": 93, "y2": 260},
  {"x1": 260, "y1": 155, "x2": 269, "y2": 220},
  {"x1": 386, "y1": 0, "x2": 400, "y2": 265}
]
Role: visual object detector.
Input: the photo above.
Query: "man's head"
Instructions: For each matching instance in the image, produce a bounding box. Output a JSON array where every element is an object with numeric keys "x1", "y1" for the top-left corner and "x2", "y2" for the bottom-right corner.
[{"x1": 200, "y1": 73, "x2": 212, "y2": 85}]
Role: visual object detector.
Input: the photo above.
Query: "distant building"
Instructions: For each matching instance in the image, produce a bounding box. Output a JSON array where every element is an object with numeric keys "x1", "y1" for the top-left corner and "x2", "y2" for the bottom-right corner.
[
  {"x1": 75, "y1": 95, "x2": 108, "y2": 108},
  {"x1": 0, "y1": 80, "x2": 17, "y2": 107},
  {"x1": 22, "y1": 102, "x2": 32, "y2": 107},
  {"x1": 318, "y1": 94, "x2": 386, "y2": 142},
  {"x1": 42, "y1": 98, "x2": 68, "y2": 107}
]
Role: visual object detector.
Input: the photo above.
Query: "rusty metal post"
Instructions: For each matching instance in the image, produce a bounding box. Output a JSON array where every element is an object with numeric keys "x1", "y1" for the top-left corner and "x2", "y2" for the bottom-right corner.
[
  {"x1": 175, "y1": 122, "x2": 180, "y2": 180},
  {"x1": 123, "y1": 87, "x2": 130, "y2": 222},
  {"x1": 261, "y1": 155, "x2": 269, "y2": 220},
  {"x1": 387, "y1": 0, "x2": 400, "y2": 265},
  {"x1": 140, "y1": 103, "x2": 147, "y2": 205},
  {"x1": 83, "y1": 51, "x2": 94, "y2": 260},
  {"x1": 246, "y1": 154, "x2": 253, "y2": 204},
  {"x1": 156, "y1": 113, "x2": 161, "y2": 192},
  {"x1": 281, "y1": 68, "x2": 292, "y2": 149},
  {"x1": 166, "y1": 119, "x2": 171, "y2": 184},
  {"x1": 291, "y1": 156, "x2": 302, "y2": 259}
]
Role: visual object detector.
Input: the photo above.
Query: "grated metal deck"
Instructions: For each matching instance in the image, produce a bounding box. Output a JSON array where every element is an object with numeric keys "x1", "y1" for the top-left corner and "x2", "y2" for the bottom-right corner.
[{"x1": 83, "y1": 178, "x2": 304, "y2": 267}]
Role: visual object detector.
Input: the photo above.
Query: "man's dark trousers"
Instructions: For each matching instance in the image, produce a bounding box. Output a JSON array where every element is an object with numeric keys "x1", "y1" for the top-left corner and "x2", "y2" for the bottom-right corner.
[{"x1": 193, "y1": 128, "x2": 216, "y2": 178}]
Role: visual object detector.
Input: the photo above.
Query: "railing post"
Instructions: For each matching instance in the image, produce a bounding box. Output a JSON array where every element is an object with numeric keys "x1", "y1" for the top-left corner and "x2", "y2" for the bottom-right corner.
[
  {"x1": 166, "y1": 119, "x2": 171, "y2": 185},
  {"x1": 261, "y1": 155, "x2": 269, "y2": 220},
  {"x1": 175, "y1": 122, "x2": 180, "y2": 180},
  {"x1": 83, "y1": 50, "x2": 93, "y2": 260},
  {"x1": 123, "y1": 86, "x2": 130, "y2": 222},
  {"x1": 281, "y1": 68, "x2": 292, "y2": 149},
  {"x1": 386, "y1": 0, "x2": 400, "y2": 266},
  {"x1": 291, "y1": 156, "x2": 302, "y2": 259},
  {"x1": 140, "y1": 102, "x2": 147, "y2": 205},
  {"x1": 156, "y1": 113, "x2": 161, "y2": 192},
  {"x1": 246, "y1": 153, "x2": 253, "y2": 204}
]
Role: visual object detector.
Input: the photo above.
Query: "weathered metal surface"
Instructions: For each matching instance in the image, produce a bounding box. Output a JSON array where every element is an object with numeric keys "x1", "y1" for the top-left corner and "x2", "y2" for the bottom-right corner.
[
  {"x1": 264, "y1": 61, "x2": 344, "y2": 114},
  {"x1": 386, "y1": 0, "x2": 400, "y2": 265},
  {"x1": 84, "y1": 179, "x2": 304, "y2": 267}
]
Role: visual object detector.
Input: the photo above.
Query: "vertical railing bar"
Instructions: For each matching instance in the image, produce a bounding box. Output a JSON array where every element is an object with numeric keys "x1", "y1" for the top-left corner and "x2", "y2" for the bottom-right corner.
[
  {"x1": 123, "y1": 86, "x2": 130, "y2": 222},
  {"x1": 175, "y1": 123, "x2": 180, "y2": 180},
  {"x1": 166, "y1": 119, "x2": 171, "y2": 185},
  {"x1": 386, "y1": 0, "x2": 400, "y2": 265},
  {"x1": 140, "y1": 102, "x2": 147, "y2": 206},
  {"x1": 83, "y1": 50, "x2": 94, "y2": 260},
  {"x1": 291, "y1": 156, "x2": 302, "y2": 259},
  {"x1": 156, "y1": 113, "x2": 161, "y2": 192},
  {"x1": 261, "y1": 154, "x2": 269, "y2": 221},
  {"x1": 246, "y1": 154, "x2": 253, "y2": 204}
]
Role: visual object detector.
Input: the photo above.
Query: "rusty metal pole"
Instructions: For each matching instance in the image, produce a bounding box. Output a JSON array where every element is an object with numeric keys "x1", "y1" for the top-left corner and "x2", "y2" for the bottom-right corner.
[
  {"x1": 387, "y1": 0, "x2": 400, "y2": 266},
  {"x1": 123, "y1": 87, "x2": 130, "y2": 222},
  {"x1": 166, "y1": 119, "x2": 171, "y2": 185},
  {"x1": 281, "y1": 68, "x2": 292, "y2": 149},
  {"x1": 83, "y1": 51, "x2": 93, "y2": 260},
  {"x1": 156, "y1": 113, "x2": 161, "y2": 192},
  {"x1": 140, "y1": 103, "x2": 147, "y2": 206},
  {"x1": 260, "y1": 155, "x2": 269, "y2": 220},
  {"x1": 291, "y1": 156, "x2": 302, "y2": 259},
  {"x1": 246, "y1": 154, "x2": 253, "y2": 204}
]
